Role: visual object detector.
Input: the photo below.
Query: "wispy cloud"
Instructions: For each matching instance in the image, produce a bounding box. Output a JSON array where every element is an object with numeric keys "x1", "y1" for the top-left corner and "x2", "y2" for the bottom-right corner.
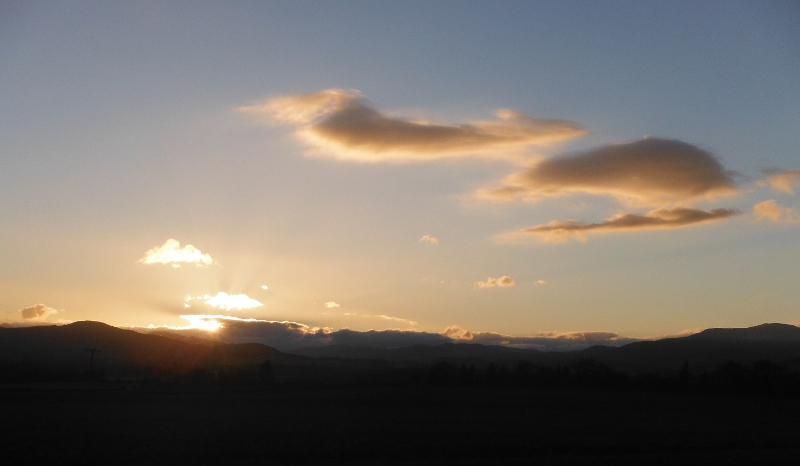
[
  {"x1": 419, "y1": 235, "x2": 439, "y2": 244},
  {"x1": 762, "y1": 169, "x2": 800, "y2": 194},
  {"x1": 753, "y1": 199, "x2": 800, "y2": 223},
  {"x1": 324, "y1": 301, "x2": 340, "y2": 308},
  {"x1": 507, "y1": 207, "x2": 740, "y2": 243},
  {"x1": 239, "y1": 89, "x2": 586, "y2": 163},
  {"x1": 373, "y1": 314, "x2": 418, "y2": 326},
  {"x1": 479, "y1": 138, "x2": 738, "y2": 206},
  {"x1": 140, "y1": 239, "x2": 213, "y2": 267},
  {"x1": 19, "y1": 304, "x2": 59, "y2": 320},
  {"x1": 184, "y1": 292, "x2": 263, "y2": 311},
  {"x1": 534, "y1": 279, "x2": 547, "y2": 285},
  {"x1": 476, "y1": 276, "x2": 515, "y2": 288}
]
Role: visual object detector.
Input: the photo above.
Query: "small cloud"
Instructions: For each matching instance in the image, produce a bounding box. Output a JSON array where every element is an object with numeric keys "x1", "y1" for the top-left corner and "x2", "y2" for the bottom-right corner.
[
  {"x1": 508, "y1": 207, "x2": 740, "y2": 243},
  {"x1": 19, "y1": 304, "x2": 59, "y2": 320},
  {"x1": 534, "y1": 279, "x2": 547, "y2": 285},
  {"x1": 478, "y1": 138, "x2": 738, "y2": 207},
  {"x1": 184, "y1": 292, "x2": 263, "y2": 311},
  {"x1": 762, "y1": 169, "x2": 800, "y2": 194},
  {"x1": 753, "y1": 199, "x2": 800, "y2": 223},
  {"x1": 140, "y1": 239, "x2": 213, "y2": 267},
  {"x1": 261, "y1": 285, "x2": 269, "y2": 290},
  {"x1": 373, "y1": 314, "x2": 418, "y2": 326},
  {"x1": 419, "y1": 235, "x2": 439, "y2": 244},
  {"x1": 239, "y1": 89, "x2": 586, "y2": 163},
  {"x1": 476, "y1": 276, "x2": 515, "y2": 288},
  {"x1": 324, "y1": 301, "x2": 340, "y2": 308}
]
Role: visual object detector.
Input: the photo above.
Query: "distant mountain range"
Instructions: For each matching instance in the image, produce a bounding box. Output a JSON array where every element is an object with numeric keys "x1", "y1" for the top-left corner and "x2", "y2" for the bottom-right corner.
[{"x1": 2, "y1": 321, "x2": 800, "y2": 379}]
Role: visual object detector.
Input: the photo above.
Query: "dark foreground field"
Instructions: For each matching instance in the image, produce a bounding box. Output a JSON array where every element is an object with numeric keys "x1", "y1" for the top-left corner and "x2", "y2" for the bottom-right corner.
[{"x1": 3, "y1": 385, "x2": 800, "y2": 465}]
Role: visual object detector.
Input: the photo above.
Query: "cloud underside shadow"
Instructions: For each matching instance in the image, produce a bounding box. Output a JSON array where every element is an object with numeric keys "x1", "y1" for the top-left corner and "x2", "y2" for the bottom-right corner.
[
  {"x1": 509, "y1": 207, "x2": 740, "y2": 243},
  {"x1": 239, "y1": 89, "x2": 586, "y2": 162},
  {"x1": 479, "y1": 138, "x2": 738, "y2": 206}
]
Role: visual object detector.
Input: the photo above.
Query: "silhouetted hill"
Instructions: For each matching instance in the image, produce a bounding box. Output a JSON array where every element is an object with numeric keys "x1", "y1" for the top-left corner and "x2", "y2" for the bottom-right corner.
[
  {"x1": 0, "y1": 321, "x2": 294, "y2": 377},
  {"x1": 291, "y1": 342, "x2": 537, "y2": 365},
  {"x1": 290, "y1": 323, "x2": 800, "y2": 375}
]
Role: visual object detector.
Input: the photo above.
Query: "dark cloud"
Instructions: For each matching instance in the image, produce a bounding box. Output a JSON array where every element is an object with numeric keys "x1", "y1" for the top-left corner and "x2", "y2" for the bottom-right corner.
[
  {"x1": 511, "y1": 207, "x2": 740, "y2": 243},
  {"x1": 480, "y1": 138, "x2": 738, "y2": 206},
  {"x1": 240, "y1": 89, "x2": 586, "y2": 162}
]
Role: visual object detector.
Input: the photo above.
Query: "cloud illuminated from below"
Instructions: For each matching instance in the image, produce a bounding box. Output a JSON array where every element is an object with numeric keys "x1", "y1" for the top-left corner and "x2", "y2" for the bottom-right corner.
[
  {"x1": 19, "y1": 304, "x2": 59, "y2": 320},
  {"x1": 140, "y1": 239, "x2": 213, "y2": 267},
  {"x1": 184, "y1": 292, "x2": 263, "y2": 311},
  {"x1": 239, "y1": 89, "x2": 586, "y2": 163},
  {"x1": 479, "y1": 138, "x2": 738, "y2": 207}
]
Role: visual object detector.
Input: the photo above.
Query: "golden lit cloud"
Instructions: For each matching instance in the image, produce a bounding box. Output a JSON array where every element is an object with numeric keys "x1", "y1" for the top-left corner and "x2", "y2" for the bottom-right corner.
[
  {"x1": 19, "y1": 304, "x2": 59, "y2": 320},
  {"x1": 442, "y1": 325, "x2": 637, "y2": 350},
  {"x1": 762, "y1": 169, "x2": 800, "y2": 194},
  {"x1": 139, "y1": 239, "x2": 213, "y2": 267},
  {"x1": 479, "y1": 138, "x2": 738, "y2": 206},
  {"x1": 534, "y1": 279, "x2": 547, "y2": 285},
  {"x1": 476, "y1": 276, "x2": 515, "y2": 288},
  {"x1": 753, "y1": 199, "x2": 800, "y2": 223},
  {"x1": 509, "y1": 207, "x2": 740, "y2": 243},
  {"x1": 419, "y1": 235, "x2": 439, "y2": 244},
  {"x1": 239, "y1": 89, "x2": 586, "y2": 163},
  {"x1": 184, "y1": 292, "x2": 263, "y2": 311},
  {"x1": 324, "y1": 301, "x2": 340, "y2": 308}
]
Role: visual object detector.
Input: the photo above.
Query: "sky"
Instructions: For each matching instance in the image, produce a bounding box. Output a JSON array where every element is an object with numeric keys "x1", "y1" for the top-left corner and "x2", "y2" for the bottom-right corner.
[{"x1": 1, "y1": 1, "x2": 799, "y2": 347}]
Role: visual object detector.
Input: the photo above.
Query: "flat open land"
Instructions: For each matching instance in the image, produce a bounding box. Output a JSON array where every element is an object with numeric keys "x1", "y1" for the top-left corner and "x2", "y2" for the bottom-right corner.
[{"x1": 3, "y1": 384, "x2": 800, "y2": 465}]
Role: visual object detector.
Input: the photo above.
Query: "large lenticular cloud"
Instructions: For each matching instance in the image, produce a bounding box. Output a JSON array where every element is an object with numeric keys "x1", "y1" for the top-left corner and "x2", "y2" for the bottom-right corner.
[
  {"x1": 239, "y1": 89, "x2": 586, "y2": 162},
  {"x1": 481, "y1": 138, "x2": 738, "y2": 206}
]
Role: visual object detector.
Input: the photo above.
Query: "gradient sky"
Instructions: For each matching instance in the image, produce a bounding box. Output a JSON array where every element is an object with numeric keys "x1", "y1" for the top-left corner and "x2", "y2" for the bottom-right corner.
[{"x1": 2, "y1": 1, "x2": 799, "y2": 340}]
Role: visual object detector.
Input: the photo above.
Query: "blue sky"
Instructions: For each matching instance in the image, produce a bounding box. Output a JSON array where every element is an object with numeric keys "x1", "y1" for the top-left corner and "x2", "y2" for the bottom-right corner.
[{"x1": 1, "y1": 1, "x2": 799, "y2": 342}]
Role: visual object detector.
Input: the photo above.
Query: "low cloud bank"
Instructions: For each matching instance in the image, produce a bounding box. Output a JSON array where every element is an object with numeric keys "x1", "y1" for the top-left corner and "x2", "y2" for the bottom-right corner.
[{"x1": 149, "y1": 316, "x2": 637, "y2": 352}]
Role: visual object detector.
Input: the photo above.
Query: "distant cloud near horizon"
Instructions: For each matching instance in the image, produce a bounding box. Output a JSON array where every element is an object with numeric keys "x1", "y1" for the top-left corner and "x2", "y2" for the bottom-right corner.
[
  {"x1": 19, "y1": 304, "x2": 59, "y2": 320},
  {"x1": 476, "y1": 276, "x2": 515, "y2": 288},
  {"x1": 511, "y1": 207, "x2": 741, "y2": 243},
  {"x1": 324, "y1": 302, "x2": 340, "y2": 308},
  {"x1": 753, "y1": 200, "x2": 800, "y2": 224},
  {"x1": 479, "y1": 138, "x2": 738, "y2": 206},
  {"x1": 419, "y1": 235, "x2": 439, "y2": 244},
  {"x1": 140, "y1": 239, "x2": 213, "y2": 267},
  {"x1": 239, "y1": 89, "x2": 587, "y2": 163},
  {"x1": 148, "y1": 315, "x2": 636, "y2": 352},
  {"x1": 442, "y1": 325, "x2": 638, "y2": 351}
]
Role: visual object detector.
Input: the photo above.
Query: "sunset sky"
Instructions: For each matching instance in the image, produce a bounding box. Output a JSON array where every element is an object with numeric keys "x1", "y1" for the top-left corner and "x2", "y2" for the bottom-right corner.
[{"x1": 2, "y1": 2, "x2": 799, "y2": 345}]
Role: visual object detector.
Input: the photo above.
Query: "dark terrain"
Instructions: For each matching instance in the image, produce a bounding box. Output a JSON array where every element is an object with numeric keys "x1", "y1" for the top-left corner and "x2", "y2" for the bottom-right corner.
[{"x1": 3, "y1": 321, "x2": 800, "y2": 464}]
